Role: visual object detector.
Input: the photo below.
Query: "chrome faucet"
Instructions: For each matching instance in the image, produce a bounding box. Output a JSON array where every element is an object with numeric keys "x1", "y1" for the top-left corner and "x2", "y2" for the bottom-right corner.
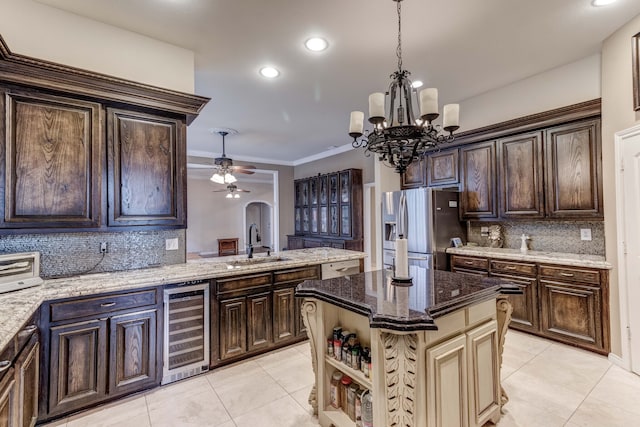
[{"x1": 247, "y1": 223, "x2": 260, "y2": 258}]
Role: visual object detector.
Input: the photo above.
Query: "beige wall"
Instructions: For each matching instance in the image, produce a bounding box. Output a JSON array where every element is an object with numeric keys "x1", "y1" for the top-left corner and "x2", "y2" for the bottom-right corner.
[
  {"x1": 235, "y1": 161, "x2": 295, "y2": 251},
  {"x1": 0, "y1": 0, "x2": 195, "y2": 93},
  {"x1": 459, "y1": 54, "x2": 601, "y2": 132},
  {"x1": 601, "y1": 14, "x2": 640, "y2": 357},
  {"x1": 186, "y1": 176, "x2": 275, "y2": 254},
  {"x1": 294, "y1": 148, "x2": 376, "y2": 183}
]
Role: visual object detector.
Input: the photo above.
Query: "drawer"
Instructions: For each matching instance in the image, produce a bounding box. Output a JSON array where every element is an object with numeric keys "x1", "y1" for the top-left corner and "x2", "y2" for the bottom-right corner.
[
  {"x1": 538, "y1": 265, "x2": 600, "y2": 285},
  {"x1": 451, "y1": 255, "x2": 489, "y2": 271},
  {"x1": 490, "y1": 260, "x2": 537, "y2": 277},
  {"x1": 216, "y1": 272, "x2": 272, "y2": 295},
  {"x1": 50, "y1": 289, "x2": 158, "y2": 322},
  {"x1": 273, "y1": 266, "x2": 319, "y2": 285}
]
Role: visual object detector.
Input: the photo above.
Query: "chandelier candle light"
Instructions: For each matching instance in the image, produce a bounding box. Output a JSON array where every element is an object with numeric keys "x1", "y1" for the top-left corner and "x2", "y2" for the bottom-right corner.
[{"x1": 349, "y1": 0, "x2": 460, "y2": 174}]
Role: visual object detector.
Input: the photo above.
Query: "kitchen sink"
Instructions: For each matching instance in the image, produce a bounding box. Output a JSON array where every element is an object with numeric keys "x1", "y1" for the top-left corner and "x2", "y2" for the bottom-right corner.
[{"x1": 226, "y1": 256, "x2": 290, "y2": 267}]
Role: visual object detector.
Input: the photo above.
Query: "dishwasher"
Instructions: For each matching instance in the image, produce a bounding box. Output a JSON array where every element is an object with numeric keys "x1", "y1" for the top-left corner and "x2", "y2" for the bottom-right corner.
[{"x1": 162, "y1": 281, "x2": 210, "y2": 385}]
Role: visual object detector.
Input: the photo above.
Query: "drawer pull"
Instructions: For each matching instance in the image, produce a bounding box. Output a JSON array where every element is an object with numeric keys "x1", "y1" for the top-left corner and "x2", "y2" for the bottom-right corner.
[
  {"x1": 559, "y1": 272, "x2": 575, "y2": 277},
  {"x1": 0, "y1": 361, "x2": 10, "y2": 372},
  {"x1": 100, "y1": 302, "x2": 117, "y2": 308},
  {"x1": 505, "y1": 266, "x2": 517, "y2": 270},
  {"x1": 464, "y1": 261, "x2": 474, "y2": 265}
]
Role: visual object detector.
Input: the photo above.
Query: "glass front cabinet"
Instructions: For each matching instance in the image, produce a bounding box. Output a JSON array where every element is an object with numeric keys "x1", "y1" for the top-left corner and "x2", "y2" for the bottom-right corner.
[{"x1": 289, "y1": 169, "x2": 363, "y2": 251}]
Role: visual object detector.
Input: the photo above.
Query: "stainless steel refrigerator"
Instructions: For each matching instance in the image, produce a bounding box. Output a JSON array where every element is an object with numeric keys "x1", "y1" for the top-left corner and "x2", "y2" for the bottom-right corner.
[{"x1": 382, "y1": 188, "x2": 465, "y2": 274}]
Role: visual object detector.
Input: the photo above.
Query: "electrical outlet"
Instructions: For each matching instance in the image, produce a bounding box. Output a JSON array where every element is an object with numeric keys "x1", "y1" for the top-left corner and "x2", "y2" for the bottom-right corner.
[
  {"x1": 480, "y1": 226, "x2": 489, "y2": 237},
  {"x1": 100, "y1": 242, "x2": 108, "y2": 253},
  {"x1": 166, "y1": 238, "x2": 179, "y2": 251},
  {"x1": 580, "y1": 228, "x2": 592, "y2": 241}
]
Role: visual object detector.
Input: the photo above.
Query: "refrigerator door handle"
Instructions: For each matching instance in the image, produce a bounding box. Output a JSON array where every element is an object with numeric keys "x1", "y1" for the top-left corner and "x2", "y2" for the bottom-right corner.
[
  {"x1": 407, "y1": 256, "x2": 430, "y2": 261},
  {"x1": 398, "y1": 191, "x2": 407, "y2": 238}
]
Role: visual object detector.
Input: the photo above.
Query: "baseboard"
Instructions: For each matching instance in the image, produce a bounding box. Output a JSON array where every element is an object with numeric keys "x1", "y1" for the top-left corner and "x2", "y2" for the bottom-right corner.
[{"x1": 608, "y1": 352, "x2": 630, "y2": 370}]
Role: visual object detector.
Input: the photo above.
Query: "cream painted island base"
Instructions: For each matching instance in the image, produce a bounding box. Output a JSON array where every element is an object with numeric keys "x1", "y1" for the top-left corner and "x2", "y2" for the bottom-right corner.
[{"x1": 297, "y1": 270, "x2": 515, "y2": 427}]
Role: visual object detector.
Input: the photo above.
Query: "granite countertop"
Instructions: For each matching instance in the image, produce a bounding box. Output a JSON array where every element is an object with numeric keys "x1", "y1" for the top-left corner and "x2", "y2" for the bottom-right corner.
[
  {"x1": 446, "y1": 246, "x2": 611, "y2": 269},
  {"x1": 296, "y1": 269, "x2": 517, "y2": 332},
  {"x1": 0, "y1": 248, "x2": 365, "y2": 354}
]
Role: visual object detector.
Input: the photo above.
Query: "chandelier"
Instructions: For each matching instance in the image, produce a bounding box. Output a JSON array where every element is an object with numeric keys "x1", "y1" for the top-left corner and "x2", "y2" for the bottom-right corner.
[{"x1": 348, "y1": 0, "x2": 460, "y2": 174}]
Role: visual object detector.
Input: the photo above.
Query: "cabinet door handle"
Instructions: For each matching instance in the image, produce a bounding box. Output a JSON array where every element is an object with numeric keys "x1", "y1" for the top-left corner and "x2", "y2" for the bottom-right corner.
[
  {"x1": 19, "y1": 325, "x2": 38, "y2": 336},
  {"x1": 100, "y1": 302, "x2": 117, "y2": 308},
  {"x1": 560, "y1": 272, "x2": 575, "y2": 277},
  {"x1": 0, "y1": 361, "x2": 10, "y2": 372}
]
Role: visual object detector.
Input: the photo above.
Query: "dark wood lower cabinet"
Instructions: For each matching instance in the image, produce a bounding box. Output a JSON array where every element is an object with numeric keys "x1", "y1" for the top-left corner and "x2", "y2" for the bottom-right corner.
[
  {"x1": 540, "y1": 280, "x2": 603, "y2": 351},
  {"x1": 41, "y1": 288, "x2": 162, "y2": 421},
  {"x1": 219, "y1": 297, "x2": 247, "y2": 360},
  {"x1": 449, "y1": 254, "x2": 609, "y2": 354},
  {"x1": 15, "y1": 336, "x2": 39, "y2": 427},
  {"x1": 273, "y1": 288, "x2": 295, "y2": 344},
  {"x1": 212, "y1": 266, "x2": 320, "y2": 367},
  {"x1": 0, "y1": 368, "x2": 17, "y2": 427},
  {"x1": 48, "y1": 320, "x2": 108, "y2": 416},
  {"x1": 247, "y1": 293, "x2": 271, "y2": 352},
  {"x1": 493, "y1": 274, "x2": 539, "y2": 333},
  {"x1": 109, "y1": 310, "x2": 157, "y2": 396}
]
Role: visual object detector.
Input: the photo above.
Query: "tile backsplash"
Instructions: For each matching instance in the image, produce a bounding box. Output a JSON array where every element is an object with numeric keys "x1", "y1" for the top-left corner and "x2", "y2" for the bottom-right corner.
[
  {"x1": 0, "y1": 230, "x2": 185, "y2": 278},
  {"x1": 466, "y1": 220, "x2": 605, "y2": 256}
]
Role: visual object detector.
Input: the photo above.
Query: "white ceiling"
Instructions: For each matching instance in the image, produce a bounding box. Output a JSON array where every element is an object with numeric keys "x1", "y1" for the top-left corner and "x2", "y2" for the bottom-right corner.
[{"x1": 36, "y1": 0, "x2": 640, "y2": 165}]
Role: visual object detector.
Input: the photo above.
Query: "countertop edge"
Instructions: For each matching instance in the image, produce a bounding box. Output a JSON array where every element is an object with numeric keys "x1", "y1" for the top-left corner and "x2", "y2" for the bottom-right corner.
[
  {"x1": 0, "y1": 249, "x2": 365, "y2": 355},
  {"x1": 446, "y1": 247, "x2": 612, "y2": 269}
]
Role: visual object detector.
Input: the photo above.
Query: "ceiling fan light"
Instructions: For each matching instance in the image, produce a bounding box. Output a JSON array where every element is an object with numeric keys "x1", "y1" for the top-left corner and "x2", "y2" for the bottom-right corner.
[
  {"x1": 224, "y1": 173, "x2": 237, "y2": 183},
  {"x1": 225, "y1": 193, "x2": 233, "y2": 199},
  {"x1": 211, "y1": 173, "x2": 225, "y2": 184},
  {"x1": 234, "y1": 194, "x2": 240, "y2": 199}
]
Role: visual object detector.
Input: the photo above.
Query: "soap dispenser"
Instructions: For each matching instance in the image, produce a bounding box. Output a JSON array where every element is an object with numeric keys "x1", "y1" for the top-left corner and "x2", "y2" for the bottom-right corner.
[{"x1": 520, "y1": 234, "x2": 529, "y2": 253}]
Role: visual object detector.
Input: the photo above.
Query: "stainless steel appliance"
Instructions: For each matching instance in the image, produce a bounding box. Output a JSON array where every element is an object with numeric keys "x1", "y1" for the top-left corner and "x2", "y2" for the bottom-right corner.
[
  {"x1": 321, "y1": 259, "x2": 361, "y2": 279},
  {"x1": 162, "y1": 281, "x2": 210, "y2": 385},
  {"x1": 0, "y1": 252, "x2": 43, "y2": 294},
  {"x1": 382, "y1": 188, "x2": 465, "y2": 273}
]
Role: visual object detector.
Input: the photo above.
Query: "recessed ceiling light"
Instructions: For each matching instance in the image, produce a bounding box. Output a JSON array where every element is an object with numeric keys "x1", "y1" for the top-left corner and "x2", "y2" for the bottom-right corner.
[
  {"x1": 259, "y1": 66, "x2": 280, "y2": 78},
  {"x1": 592, "y1": 0, "x2": 617, "y2": 6},
  {"x1": 305, "y1": 37, "x2": 329, "y2": 52},
  {"x1": 412, "y1": 80, "x2": 423, "y2": 89}
]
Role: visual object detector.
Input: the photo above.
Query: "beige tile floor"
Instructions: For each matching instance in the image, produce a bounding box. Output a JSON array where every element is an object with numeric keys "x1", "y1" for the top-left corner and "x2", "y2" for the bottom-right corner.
[{"x1": 42, "y1": 330, "x2": 640, "y2": 427}]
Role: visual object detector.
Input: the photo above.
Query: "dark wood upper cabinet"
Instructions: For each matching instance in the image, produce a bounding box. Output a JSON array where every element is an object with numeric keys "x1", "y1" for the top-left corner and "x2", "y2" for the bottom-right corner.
[
  {"x1": 544, "y1": 119, "x2": 602, "y2": 218},
  {"x1": 107, "y1": 109, "x2": 186, "y2": 227},
  {"x1": 0, "y1": 89, "x2": 102, "y2": 229},
  {"x1": 427, "y1": 148, "x2": 459, "y2": 187},
  {"x1": 460, "y1": 141, "x2": 498, "y2": 219},
  {"x1": 497, "y1": 132, "x2": 544, "y2": 218},
  {"x1": 401, "y1": 157, "x2": 427, "y2": 189},
  {"x1": 0, "y1": 35, "x2": 208, "y2": 233}
]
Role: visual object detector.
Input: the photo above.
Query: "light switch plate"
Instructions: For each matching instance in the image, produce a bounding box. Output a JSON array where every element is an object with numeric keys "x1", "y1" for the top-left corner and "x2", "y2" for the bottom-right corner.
[
  {"x1": 165, "y1": 238, "x2": 179, "y2": 251},
  {"x1": 580, "y1": 228, "x2": 592, "y2": 241}
]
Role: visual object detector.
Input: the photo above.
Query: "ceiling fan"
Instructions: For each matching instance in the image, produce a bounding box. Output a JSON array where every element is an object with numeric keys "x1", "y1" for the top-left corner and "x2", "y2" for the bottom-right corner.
[
  {"x1": 213, "y1": 183, "x2": 251, "y2": 199},
  {"x1": 210, "y1": 129, "x2": 256, "y2": 184}
]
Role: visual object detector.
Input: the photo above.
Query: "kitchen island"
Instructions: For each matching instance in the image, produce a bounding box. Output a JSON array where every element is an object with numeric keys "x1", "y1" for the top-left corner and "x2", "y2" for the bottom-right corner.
[{"x1": 296, "y1": 269, "x2": 517, "y2": 427}]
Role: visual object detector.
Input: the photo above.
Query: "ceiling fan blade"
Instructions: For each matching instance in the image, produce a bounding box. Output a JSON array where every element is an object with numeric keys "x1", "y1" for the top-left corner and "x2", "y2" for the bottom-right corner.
[
  {"x1": 234, "y1": 169, "x2": 255, "y2": 175},
  {"x1": 236, "y1": 189, "x2": 251, "y2": 193}
]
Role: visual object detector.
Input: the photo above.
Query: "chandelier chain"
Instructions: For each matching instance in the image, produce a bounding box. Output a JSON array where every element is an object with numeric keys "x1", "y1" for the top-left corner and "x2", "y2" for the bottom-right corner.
[{"x1": 396, "y1": 0, "x2": 402, "y2": 72}]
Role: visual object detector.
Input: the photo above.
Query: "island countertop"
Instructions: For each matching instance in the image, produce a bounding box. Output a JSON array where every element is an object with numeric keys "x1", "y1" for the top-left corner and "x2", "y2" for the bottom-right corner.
[
  {"x1": 296, "y1": 269, "x2": 517, "y2": 331},
  {"x1": 0, "y1": 248, "x2": 365, "y2": 354}
]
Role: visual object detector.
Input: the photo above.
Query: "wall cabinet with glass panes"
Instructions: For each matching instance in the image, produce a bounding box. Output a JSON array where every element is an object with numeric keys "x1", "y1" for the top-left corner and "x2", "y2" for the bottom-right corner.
[{"x1": 290, "y1": 169, "x2": 363, "y2": 251}]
